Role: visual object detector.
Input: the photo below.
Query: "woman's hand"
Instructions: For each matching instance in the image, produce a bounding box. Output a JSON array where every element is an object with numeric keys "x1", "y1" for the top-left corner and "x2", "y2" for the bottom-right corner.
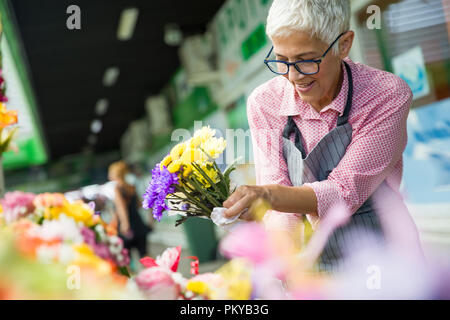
[
  {"x1": 223, "y1": 185, "x2": 271, "y2": 221},
  {"x1": 120, "y1": 222, "x2": 130, "y2": 234},
  {"x1": 120, "y1": 223, "x2": 133, "y2": 238}
]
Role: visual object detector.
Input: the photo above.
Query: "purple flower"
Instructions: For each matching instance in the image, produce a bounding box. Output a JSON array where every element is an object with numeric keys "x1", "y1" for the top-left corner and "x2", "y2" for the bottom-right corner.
[
  {"x1": 80, "y1": 227, "x2": 129, "y2": 265},
  {"x1": 93, "y1": 243, "x2": 113, "y2": 260},
  {"x1": 117, "y1": 248, "x2": 130, "y2": 267},
  {"x1": 142, "y1": 162, "x2": 179, "y2": 222},
  {"x1": 80, "y1": 227, "x2": 97, "y2": 246}
]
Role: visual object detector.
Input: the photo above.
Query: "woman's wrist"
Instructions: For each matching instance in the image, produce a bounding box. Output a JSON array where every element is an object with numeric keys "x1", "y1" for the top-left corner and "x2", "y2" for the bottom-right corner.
[
  {"x1": 263, "y1": 184, "x2": 277, "y2": 208},
  {"x1": 264, "y1": 184, "x2": 318, "y2": 215}
]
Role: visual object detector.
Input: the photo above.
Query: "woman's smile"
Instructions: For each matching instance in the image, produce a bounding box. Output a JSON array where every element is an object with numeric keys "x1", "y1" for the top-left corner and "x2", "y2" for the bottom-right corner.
[{"x1": 295, "y1": 80, "x2": 316, "y2": 93}]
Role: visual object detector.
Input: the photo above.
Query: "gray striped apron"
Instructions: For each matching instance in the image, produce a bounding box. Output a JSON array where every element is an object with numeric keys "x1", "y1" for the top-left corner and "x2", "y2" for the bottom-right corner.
[{"x1": 282, "y1": 61, "x2": 384, "y2": 273}]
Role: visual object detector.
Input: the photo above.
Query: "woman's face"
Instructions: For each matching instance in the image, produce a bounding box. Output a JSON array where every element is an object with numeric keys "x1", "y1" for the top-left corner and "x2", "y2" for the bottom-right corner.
[{"x1": 271, "y1": 31, "x2": 353, "y2": 110}]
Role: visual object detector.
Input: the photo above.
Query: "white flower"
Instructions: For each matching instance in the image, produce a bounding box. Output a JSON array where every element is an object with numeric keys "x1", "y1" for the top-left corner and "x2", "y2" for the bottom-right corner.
[
  {"x1": 171, "y1": 272, "x2": 187, "y2": 287},
  {"x1": 95, "y1": 224, "x2": 107, "y2": 242},
  {"x1": 36, "y1": 245, "x2": 58, "y2": 264},
  {"x1": 58, "y1": 244, "x2": 76, "y2": 264},
  {"x1": 27, "y1": 214, "x2": 84, "y2": 244},
  {"x1": 109, "y1": 236, "x2": 123, "y2": 255}
]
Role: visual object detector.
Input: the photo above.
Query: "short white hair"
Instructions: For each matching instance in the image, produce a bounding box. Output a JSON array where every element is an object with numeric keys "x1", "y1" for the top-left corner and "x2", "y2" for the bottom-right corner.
[{"x1": 266, "y1": 0, "x2": 350, "y2": 54}]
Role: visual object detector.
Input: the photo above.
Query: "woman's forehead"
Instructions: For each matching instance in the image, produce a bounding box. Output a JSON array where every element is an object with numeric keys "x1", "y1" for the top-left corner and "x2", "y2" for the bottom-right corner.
[{"x1": 272, "y1": 33, "x2": 324, "y2": 58}]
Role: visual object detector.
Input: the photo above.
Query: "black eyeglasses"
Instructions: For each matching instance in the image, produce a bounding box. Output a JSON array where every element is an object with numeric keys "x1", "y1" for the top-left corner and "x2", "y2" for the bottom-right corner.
[{"x1": 264, "y1": 32, "x2": 346, "y2": 75}]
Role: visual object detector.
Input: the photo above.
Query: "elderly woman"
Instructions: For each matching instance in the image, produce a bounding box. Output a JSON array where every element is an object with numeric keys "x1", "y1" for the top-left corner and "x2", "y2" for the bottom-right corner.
[{"x1": 223, "y1": 0, "x2": 423, "y2": 272}]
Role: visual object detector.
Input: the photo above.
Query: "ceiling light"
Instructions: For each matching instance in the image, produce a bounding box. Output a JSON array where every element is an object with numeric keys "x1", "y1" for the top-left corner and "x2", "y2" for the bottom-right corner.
[
  {"x1": 164, "y1": 23, "x2": 183, "y2": 46},
  {"x1": 117, "y1": 7, "x2": 139, "y2": 41},
  {"x1": 95, "y1": 98, "x2": 109, "y2": 116},
  {"x1": 91, "y1": 120, "x2": 102, "y2": 134},
  {"x1": 103, "y1": 67, "x2": 120, "y2": 87}
]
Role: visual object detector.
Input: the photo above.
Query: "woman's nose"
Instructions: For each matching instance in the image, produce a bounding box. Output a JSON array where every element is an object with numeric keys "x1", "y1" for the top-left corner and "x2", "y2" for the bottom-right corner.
[{"x1": 288, "y1": 65, "x2": 306, "y2": 82}]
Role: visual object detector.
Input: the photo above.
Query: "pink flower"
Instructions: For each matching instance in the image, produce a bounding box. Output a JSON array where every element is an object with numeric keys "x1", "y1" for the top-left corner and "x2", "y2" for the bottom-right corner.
[
  {"x1": 219, "y1": 222, "x2": 272, "y2": 264},
  {"x1": 140, "y1": 246, "x2": 181, "y2": 272},
  {"x1": 0, "y1": 191, "x2": 36, "y2": 223},
  {"x1": 298, "y1": 201, "x2": 351, "y2": 270},
  {"x1": 156, "y1": 246, "x2": 181, "y2": 272},
  {"x1": 135, "y1": 266, "x2": 180, "y2": 300}
]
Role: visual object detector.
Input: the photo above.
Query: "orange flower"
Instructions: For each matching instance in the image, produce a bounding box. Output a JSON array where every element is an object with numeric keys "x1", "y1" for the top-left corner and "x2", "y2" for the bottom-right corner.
[
  {"x1": 105, "y1": 222, "x2": 118, "y2": 236},
  {"x1": 33, "y1": 193, "x2": 66, "y2": 208},
  {"x1": 0, "y1": 102, "x2": 18, "y2": 128}
]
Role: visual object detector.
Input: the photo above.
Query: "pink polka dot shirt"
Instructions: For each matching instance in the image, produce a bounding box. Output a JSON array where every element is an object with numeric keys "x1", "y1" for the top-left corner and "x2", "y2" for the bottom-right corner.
[{"x1": 247, "y1": 57, "x2": 413, "y2": 231}]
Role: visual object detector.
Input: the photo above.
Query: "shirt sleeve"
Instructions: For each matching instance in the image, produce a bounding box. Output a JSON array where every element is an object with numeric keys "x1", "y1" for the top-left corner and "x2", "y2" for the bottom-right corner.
[
  {"x1": 303, "y1": 83, "x2": 413, "y2": 218},
  {"x1": 247, "y1": 91, "x2": 304, "y2": 231},
  {"x1": 247, "y1": 90, "x2": 291, "y2": 187}
]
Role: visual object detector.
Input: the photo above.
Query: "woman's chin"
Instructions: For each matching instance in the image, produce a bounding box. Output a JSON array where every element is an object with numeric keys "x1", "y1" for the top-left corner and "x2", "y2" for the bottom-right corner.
[{"x1": 296, "y1": 90, "x2": 318, "y2": 105}]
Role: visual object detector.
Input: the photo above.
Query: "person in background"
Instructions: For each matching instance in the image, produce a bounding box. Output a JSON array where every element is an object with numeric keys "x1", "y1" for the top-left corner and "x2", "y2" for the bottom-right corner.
[{"x1": 108, "y1": 161, "x2": 152, "y2": 262}]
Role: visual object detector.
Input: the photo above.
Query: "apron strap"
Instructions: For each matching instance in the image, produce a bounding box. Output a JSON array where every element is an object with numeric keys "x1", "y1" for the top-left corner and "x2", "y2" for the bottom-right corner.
[
  {"x1": 336, "y1": 61, "x2": 353, "y2": 126},
  {"x1": 282, "y1": 115, "x2": 306, "y2": 157},
  {"x1": 282, "y1": 60, "x2": 354, "y2": 155}
]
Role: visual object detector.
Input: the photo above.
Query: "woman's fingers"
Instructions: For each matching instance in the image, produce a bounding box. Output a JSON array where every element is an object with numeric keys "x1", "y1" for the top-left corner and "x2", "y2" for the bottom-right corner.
[
  {"x1": 223, "y1": 186, "x2": 246, "y2": 208},
  {"x1": 239, "y1": 208, "x2": 253, "y2": 221},
  {"x1": 224, "y1": 195, "x2": 251, "y2": 218}
]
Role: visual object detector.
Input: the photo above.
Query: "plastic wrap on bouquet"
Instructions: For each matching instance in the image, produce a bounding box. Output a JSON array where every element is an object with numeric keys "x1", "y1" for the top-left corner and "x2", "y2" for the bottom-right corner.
[{"x1": 210, "y1": 207, "x2": 246, "y2": 232}]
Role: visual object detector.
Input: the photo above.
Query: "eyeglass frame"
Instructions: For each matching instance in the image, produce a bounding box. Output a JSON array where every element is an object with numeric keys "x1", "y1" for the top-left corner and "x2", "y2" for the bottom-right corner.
[{"x1": 264, "y1": 32, "x2": 347, "y2": 75}]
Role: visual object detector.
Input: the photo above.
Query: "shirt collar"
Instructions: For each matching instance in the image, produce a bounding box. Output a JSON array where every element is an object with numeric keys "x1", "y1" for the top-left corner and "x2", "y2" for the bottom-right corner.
[{"x1": 279, "y1": 60, "x2": 350, "y2": 119}]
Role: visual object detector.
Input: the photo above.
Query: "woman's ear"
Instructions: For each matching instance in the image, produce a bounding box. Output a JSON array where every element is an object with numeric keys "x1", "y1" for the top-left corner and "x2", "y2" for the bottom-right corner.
[{"x1": 338, "y1": 31, "x2": 354, "y2": 59}]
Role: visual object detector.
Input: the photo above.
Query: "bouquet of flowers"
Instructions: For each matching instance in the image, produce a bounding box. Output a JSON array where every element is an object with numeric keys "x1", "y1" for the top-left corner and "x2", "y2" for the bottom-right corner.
[
  {"x1": 142, "y1": 126, "x2": 237, "y2": 226},
  {"x1": 0, "y1": 191, "x2": 131, "y2": 277}
]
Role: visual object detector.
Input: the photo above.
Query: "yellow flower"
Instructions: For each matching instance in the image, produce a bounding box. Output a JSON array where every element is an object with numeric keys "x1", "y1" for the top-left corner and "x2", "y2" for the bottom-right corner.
[
  {"x1": 0, "y1": 102, "x2": 18, "y2": 129},
  {"x1": 193, "y1": 163, "x2": 219, "y2": 188},
  {"x1": 193, "y1": 126, "x2": 216, "y2": 144},
  {"x1": 62, "y1": 201, "x2": 95, "y2": 226},
  {"x1": 72, "y1": 244, "x2": 113, "y2": 275},
  {"x1": 201, "y1": 137, "x2": 226, "y2": 159},
  {"x1": 170, "y1": 142, "x2": 186, "y2": 161},
  {"x1": 186, "y1": 281, "x2": 209, "y2": 295},
  {"x1": 46, "y1": 206, "x2": 65, "y2": 220},
  {"x1": 167, "y1": 159, "x2": 182, "y2": 174},
  {"x1": 215, "y1": 259, "x2": 252, "y2": 300},
  {"x1": 180, "y1": 147, "x2": 207, "y2": 165},
  {"x1": 227, "y1": 279, "x2": 252, "y2": 300},
  {"x1": 189, "y1": 136, "x2": 202, "y2": 148},
  {"x1": 160, "y1": 154, "x2": 172, "y2": 170},
  {"x1": 182, "y1": 163, "x2": 192, "y2": 178}
]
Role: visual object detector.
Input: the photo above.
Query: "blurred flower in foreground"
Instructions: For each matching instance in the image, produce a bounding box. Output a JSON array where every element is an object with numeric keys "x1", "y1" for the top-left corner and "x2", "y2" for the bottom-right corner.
[
  {"x1": 0, "y1": 191, "x2": 36, "y2": 224},
  {"x1": 136, "y1": 246, "x2": 189, "y2": 299},
  {"x1": 135, "y1": 266, "x2": 180, "y2": 300}
]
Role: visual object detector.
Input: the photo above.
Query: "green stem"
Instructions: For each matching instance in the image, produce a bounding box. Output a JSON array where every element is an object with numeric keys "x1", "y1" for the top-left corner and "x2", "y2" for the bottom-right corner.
[
  {"x1": 191, "y1": 162, "x2": 227, "y2": 201},
  {"x1": 173, "y1": 185, "x2": 211, "y2": 214},
  {"x1": 166, "y1": 208, "x2": 203, "y2": 216},
  {"x1": 213, "y1": 161, "x2": 230, "y2": 196},
  {"x1": 187, "y1": 176, "x2": 222, "y2": 208}
]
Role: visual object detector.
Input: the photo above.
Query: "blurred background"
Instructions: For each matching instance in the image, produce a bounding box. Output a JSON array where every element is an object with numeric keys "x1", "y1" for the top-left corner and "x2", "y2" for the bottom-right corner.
[{"x1": 0, "y1": 0, "x2": 449, "y2": 275}]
